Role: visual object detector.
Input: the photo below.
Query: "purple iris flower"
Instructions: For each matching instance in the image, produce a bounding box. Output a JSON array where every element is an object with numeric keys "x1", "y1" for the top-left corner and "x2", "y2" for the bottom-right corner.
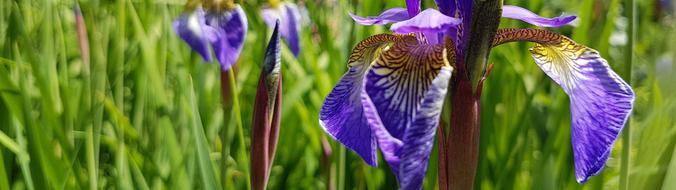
[
  {"x1": 173, "y1": 3, "x2": 248, "y2": 70},
  {"x1": 319, "y1": 0, "x2": 634, "y2": 189},
  {"x1": 262, "y1": 2, "x2": 302, "y2": 57}
]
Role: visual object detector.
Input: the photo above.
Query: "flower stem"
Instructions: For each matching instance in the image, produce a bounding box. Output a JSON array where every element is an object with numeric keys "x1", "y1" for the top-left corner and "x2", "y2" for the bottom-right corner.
[
  {"x1": 220, "y1": 68, "x2": 249, "y2": 190},
  {"x1": 439, "y1": 0, "x2": 502, "y2": 189},
  {"x1": 619, "y1": 0, "x2": 635, "y2": 189}
]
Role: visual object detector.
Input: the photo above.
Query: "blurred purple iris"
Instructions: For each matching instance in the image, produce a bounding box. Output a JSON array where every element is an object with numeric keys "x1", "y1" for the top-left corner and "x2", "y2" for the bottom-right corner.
[
  {"x1": 319, "y1": 0, "x2": 634, "y2": 189},
  {"x1": 261, "y1": 2, "x2": 302, "y2": 57},
  {"x1": 173, "y1": 3, "x2": 248, "y2": 70}
]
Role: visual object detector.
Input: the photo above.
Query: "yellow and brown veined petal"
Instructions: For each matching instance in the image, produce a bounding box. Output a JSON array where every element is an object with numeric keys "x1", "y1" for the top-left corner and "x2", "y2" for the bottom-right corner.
[
  {"x1": 320, "y1": 33, "x2": 455, "y2": 189},
  {"x1": 365, "y1": 35, "x2": 451, "y2": 140},
  {"x1": 493, "y1": 28, "x2": 635, "y2": 183},
  {"x1": 364, "y1": 34, "x2": 453, "y2": 189},
  {"x1": 319, "y1": 34, "x2": 401, "y2": 166}
]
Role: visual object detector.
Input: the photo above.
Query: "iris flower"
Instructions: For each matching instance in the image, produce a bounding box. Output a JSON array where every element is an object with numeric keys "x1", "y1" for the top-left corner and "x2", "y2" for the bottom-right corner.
[
  {"x1": 319, "y1": 0, "x2": 634, "y2": 189},
  {"x1": 173, "y1": 0, "x2": 248, "y2": 70},
  {"x1": 261, "y1": 0, "x2": 302, "y2": 57}
]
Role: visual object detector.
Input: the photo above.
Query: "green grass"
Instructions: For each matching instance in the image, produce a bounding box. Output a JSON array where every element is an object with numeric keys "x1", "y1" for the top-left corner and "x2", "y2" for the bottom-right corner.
[{"x1": 0, "y1": 0, "x2": 674, "y2": 189}]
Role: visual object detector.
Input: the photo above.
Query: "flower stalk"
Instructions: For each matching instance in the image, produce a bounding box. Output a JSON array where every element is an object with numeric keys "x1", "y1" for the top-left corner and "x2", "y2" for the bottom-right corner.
[{"x1": 439, "y1": 0, "x2": 502, "y2": 189}]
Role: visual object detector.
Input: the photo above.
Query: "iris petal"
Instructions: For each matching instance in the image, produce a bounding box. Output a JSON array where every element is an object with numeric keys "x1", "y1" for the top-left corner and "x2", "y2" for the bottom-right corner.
[
  {"x1": 529, "y1": 38, "x2": 634, "y2": 183},
  {"x1": 349, "y1": 8, "x2": 409, "y2": 25},
  {"x1": 447, "y1": 0, "x2": 472, "y2": 59},
  {"x1": 206, "y1": 5, "x2": 248, "y2": 70},
  {"x1": 173, "y1": 7, "x2": 215, "y2": 62},
  {"x1": 390, "y1": 9, "x2": 461, "y2": 34},
  {"x1": 283, "y1": 4, "x2": 302, "y2": 56},
  {"x1": 365, "y1": 35, "x2": 449, "y2": 139},
  {"x1": 502, "y1": 5, "x2": 576, "y2": 27},
  {"x1": 363, "y1": 34, "x2": 452, "y2": 188},
  {"x1": 405, "y1": 0, "x2": 421, "y2": 16},
  {"x1": 398, "y1": 67, "x2": 452, "y2": 190},
  {"x1": 262, "y1": 3, "x2": 302, "y2": 57},
  {"x1": 319, "y1": 34, "x2": 400, "y2": 166}
]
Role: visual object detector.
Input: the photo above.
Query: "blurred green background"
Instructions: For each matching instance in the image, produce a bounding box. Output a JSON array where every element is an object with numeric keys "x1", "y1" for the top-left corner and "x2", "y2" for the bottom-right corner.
[{"x1": 0, "y1": 0, "x2": 674, "y2": 189}]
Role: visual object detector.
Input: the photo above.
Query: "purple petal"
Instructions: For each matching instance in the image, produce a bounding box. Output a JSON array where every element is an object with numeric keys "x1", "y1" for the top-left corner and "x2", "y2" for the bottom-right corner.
[
  {"x1": 262, "y1": 3, "x2": 302, "y2": 57},
  {"x1": 405, "y1": 0, "x2": 421, "y2": 16},
  {"x1": 398, "y1": 67, "x2": 452, "y2": 190},
  {"x1": 502, "y1": 5, "x2": 576, "y2": 27},
  {"x1": 206, "y1": 6, "x2": 248, "y2": 70},
  {"x1": 283, "y1": 4, "x2": 301, "y2": 56},
  {"x1": 529, "y1": 41, "x2": 634, "y2": 183},
  {"x1": 444, "y1": 0, "x2": 472, "y2": 61},
  {"x1": 173, "y1": 7, "x2": 214, "y2": 62},
  {"x1": 349, "y1": 8, "x2": 409, "y2": 25},
  {"x1": 363, "y1": 35, "x2": 452, "y2": 188},
  {"x1": 362, "y1": 93, "x2": 403, "y2": 172},
  {"x1": 319, "y1": 34, "x2": 400, "y2": 166},
  {"x1": 434, "y1": 0, "x2": 453, "y2": 16},
  {"x1": 365, "y1": 34, "x2": 449, "y2": 146},
  {"x1": 390, "y1": 8, "x2": 461, "y2": 34}
]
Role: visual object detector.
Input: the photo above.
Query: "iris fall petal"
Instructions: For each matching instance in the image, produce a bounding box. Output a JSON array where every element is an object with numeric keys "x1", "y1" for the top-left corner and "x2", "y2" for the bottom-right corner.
[
  {"x1": 173, "y1": 7, "x2": 216, "y2": 62},
  {"x1": 319, "y1": 34, "x2": 401, "y2": 166},
  {"x1": 362, "y1": 36, "x2": 453, "y2": 187},
  {"x1": 529, "y1": 37, "x2": 634, "y2": 183},
  {"x1": 398, "y1": 66, "x2": 452, "y2": 190},
  {"x1": 502, "y1": 5, "x2": 576, "y2": 27},
  {"x1": 206, "y1": 5, "x2": 248, "y2": 70}
]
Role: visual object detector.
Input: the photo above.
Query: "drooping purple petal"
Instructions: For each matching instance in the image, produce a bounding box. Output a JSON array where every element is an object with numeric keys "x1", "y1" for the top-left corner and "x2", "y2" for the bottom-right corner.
[
  {"x1": 349, "y1": 8, "x2": 409, "y2": 25},
  {"x1": 529, "y1": 40, "x2": 634, "y2": 183},
  {"x1": 206, "y1": 5, "x2": 248, "y2": 70},
  {"x1": 361, "y1": 89, "x2": 402, "y2": 171},
  {"x1": 398, "y1": 67, "x2": 452, "y2": 190},
  {"x1": 173, "y1": 7, "x2": 216, "y2": 62},
  {"x1": 502, "y1": 5, "x2": 576, "y2": 27},
  {"x1": 390, "y1": 8, "x2": 461, "y2": 34},
  {"x1": 262, "y1": 3, "x2": 302, "y2": 57},
  {"x1": 319, "y1": 34, "x2": 400, "y2": 166},
  {"x1": 365, "y1": 34, "x2": 448, "y2": 145},
  {"x1": 362, "y1": 35, "x2": 452, "y2": 188}
]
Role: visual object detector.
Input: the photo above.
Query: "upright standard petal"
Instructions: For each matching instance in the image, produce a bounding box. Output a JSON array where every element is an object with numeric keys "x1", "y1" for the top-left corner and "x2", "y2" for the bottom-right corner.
[
  {"x1": 398, "y1": 66, "x2": 452, "y2": 190},
  {"x1": 434, "y1": 0, "x2": 472, "y2": 63},
  {"x1": 502, "y1": 5, "x2": 576, "y2": 27},
  {"x1": 262, "y1": 3, "x2": 302, "y2": 57},
  {"x1": 494, "y1": 28, "x2": 634, "y2": 183},
  {"x1": 206, "y1": 5, "x2": 248, "y2": 70},
  {"x1": 319, "y1": 34, "x2": 400, "y2": 166},
  {"x1": 390, "y1": 9, "x2": 461, "y2": 34},
  {"x1": 405, "y1": 0, "x2": 421, "y2": 16},
  {"x1": 173, "y1": 7, "x2": 215, "y2": 62},
  {"x1": 349, "y1": 8, "x2": 409, "y2": 25}
]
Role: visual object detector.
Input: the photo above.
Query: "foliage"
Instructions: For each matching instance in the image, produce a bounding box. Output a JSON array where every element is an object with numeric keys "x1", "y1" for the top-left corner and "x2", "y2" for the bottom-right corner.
[{"x1": 0, "y1": 0, "x2": 674, "y2": 189}]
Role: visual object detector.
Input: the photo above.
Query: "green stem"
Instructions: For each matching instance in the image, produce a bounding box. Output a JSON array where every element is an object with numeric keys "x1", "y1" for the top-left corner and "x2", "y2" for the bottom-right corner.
[
  {"x1": 619, "y1": 0, "x2": 635, "y2": 189},
  {"x1": 337, "y1": 147, "x2": 346, "y2": 190},
  {"x1": 225, "y1": 69, "x2": 249, "y2": 190}
]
